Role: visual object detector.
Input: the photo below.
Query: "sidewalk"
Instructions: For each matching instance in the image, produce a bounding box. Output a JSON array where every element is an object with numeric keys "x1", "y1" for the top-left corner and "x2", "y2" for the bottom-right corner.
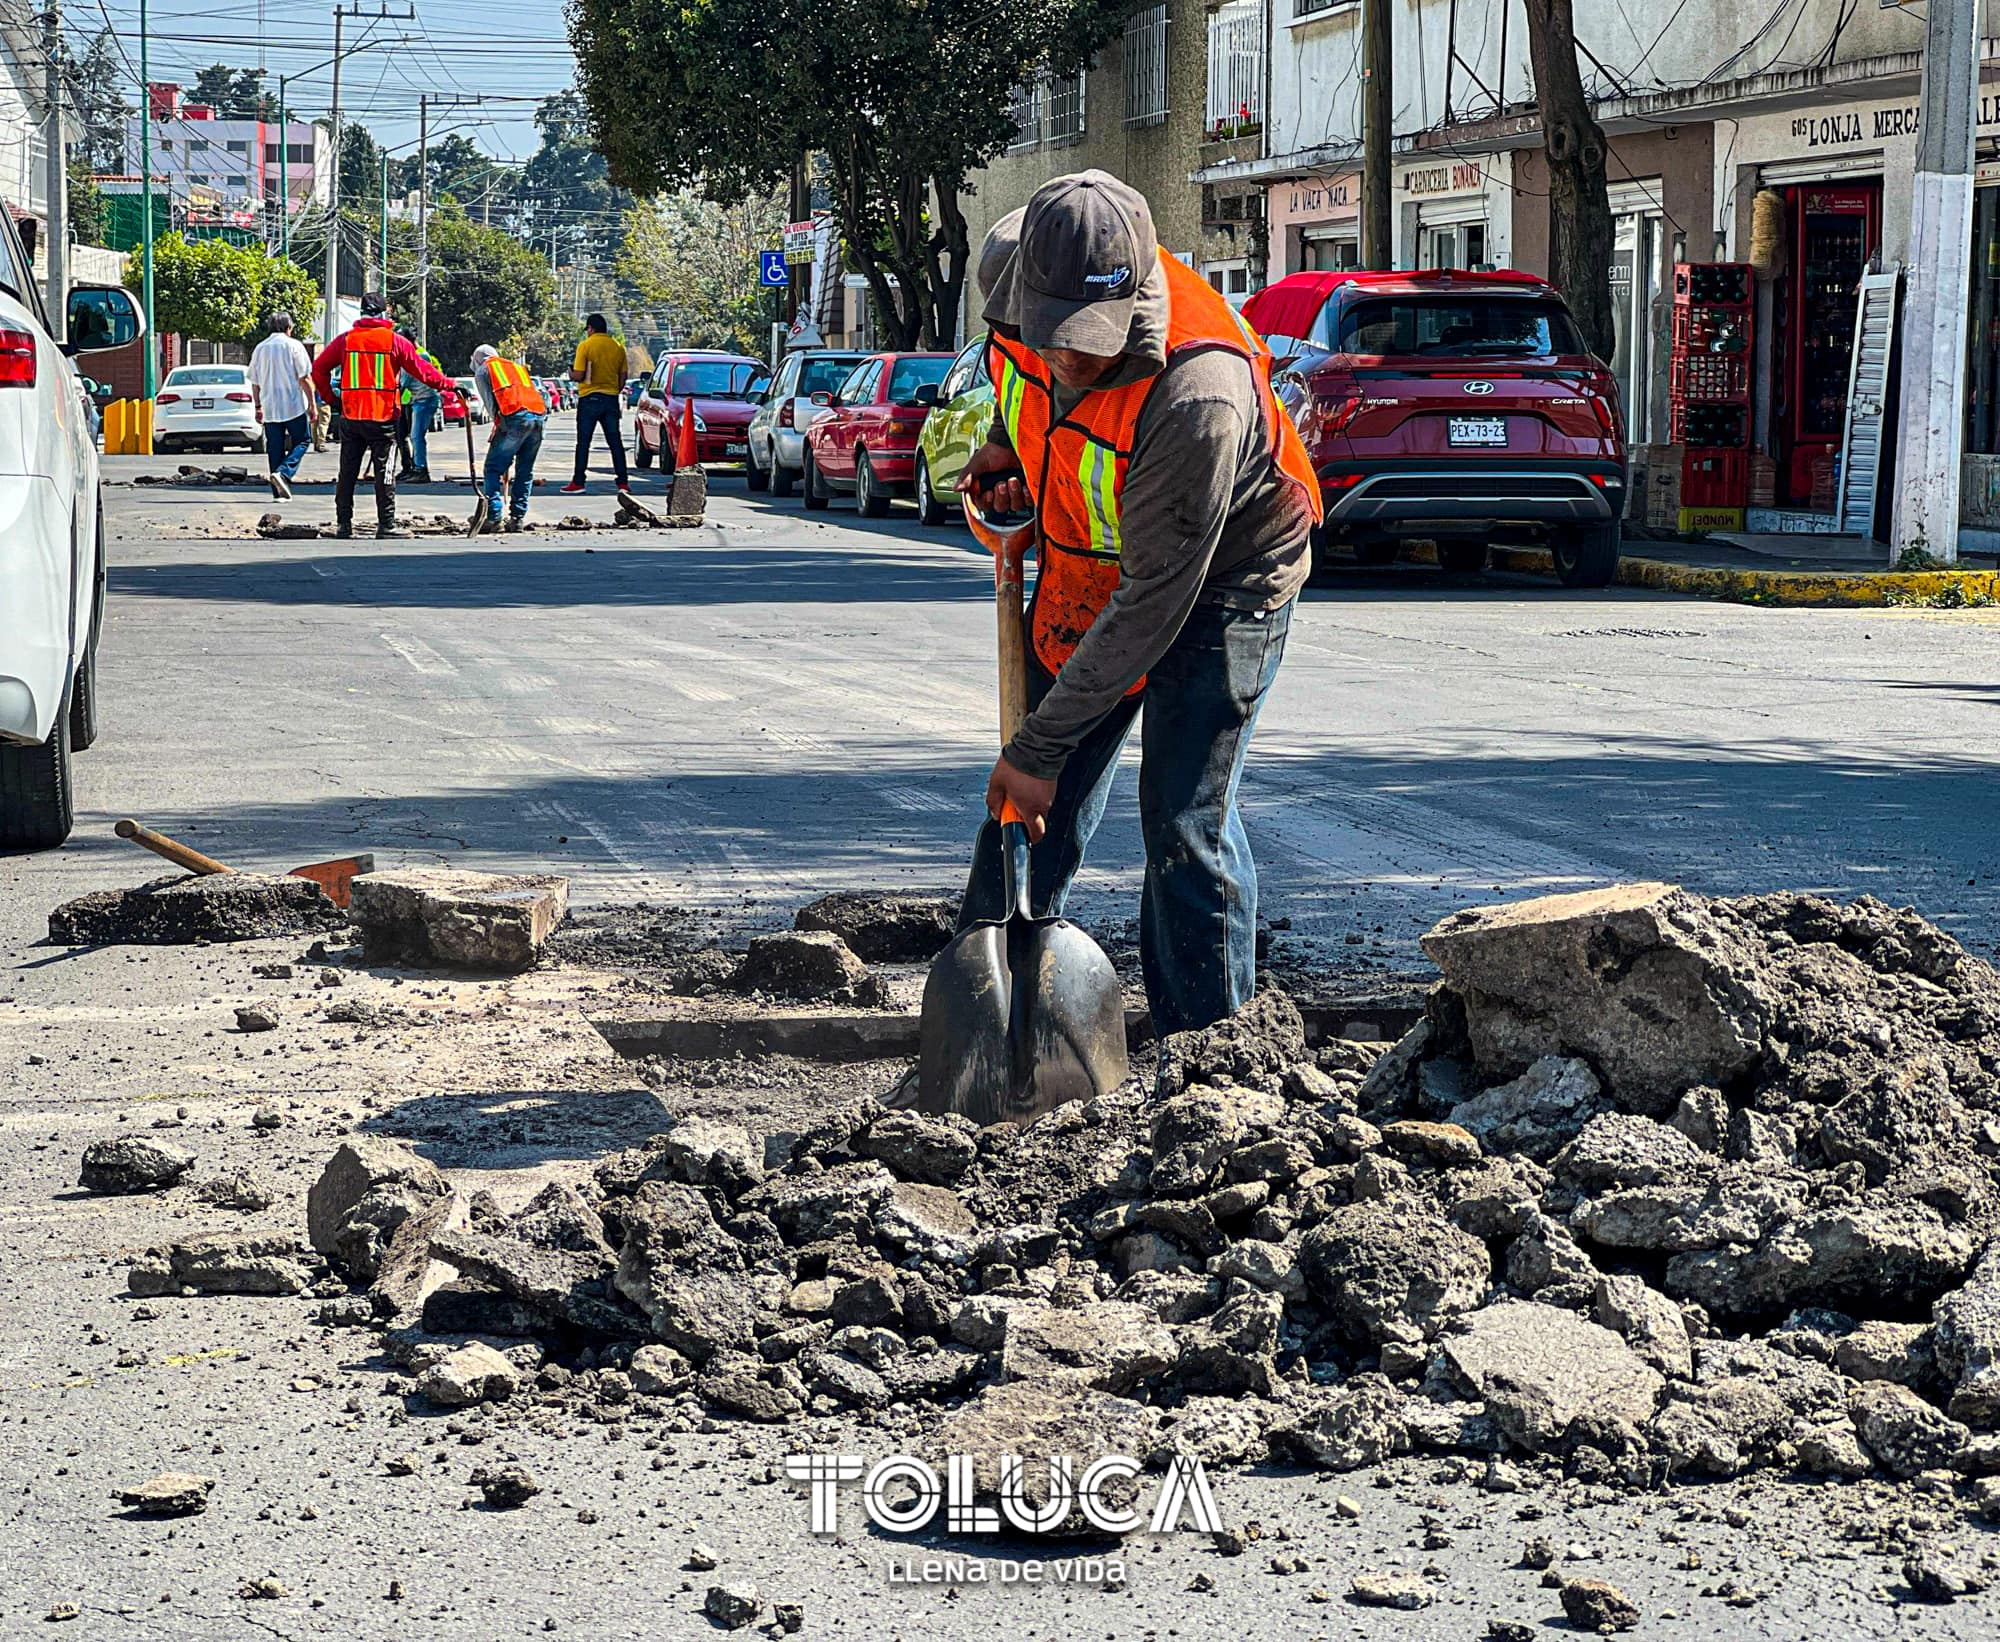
[{"x1": 1406, "y1": 528, "x2": 2000, "y2": 607}]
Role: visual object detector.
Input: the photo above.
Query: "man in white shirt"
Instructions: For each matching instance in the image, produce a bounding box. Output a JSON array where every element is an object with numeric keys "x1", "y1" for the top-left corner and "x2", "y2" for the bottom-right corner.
[{"x1": 248, "y1": 311, "x2": 316, "y2": 500}]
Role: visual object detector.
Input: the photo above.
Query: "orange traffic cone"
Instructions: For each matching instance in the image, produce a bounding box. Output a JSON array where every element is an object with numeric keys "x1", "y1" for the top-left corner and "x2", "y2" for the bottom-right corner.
[{"x1": 675, "y1": 398, "x2": 699, "y2": 470}]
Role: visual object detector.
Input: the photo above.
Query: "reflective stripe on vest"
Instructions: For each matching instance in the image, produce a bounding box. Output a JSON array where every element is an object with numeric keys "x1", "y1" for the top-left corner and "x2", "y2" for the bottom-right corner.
[
  {"x1": 341, "y1": 327, "x2": 398, "y2": 422},
  {"x1": 485, "y1": 356, "x2": 547, "y2": 418},
  {"x1": 987, "y1": 250, "x2": 1323, "y2": 681}
]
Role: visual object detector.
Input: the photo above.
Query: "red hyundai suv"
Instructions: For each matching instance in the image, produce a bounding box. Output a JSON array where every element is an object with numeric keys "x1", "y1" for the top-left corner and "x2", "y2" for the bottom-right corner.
[{"x1": 1247, "y1": 268, "x2": 1626, "y2": 587}]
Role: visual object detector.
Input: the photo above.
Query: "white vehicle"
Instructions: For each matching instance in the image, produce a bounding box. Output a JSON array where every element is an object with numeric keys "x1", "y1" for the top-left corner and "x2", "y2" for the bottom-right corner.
[
  {"x1": 745, "y1": 348, "x2": 865, "y2": 496},
  {"x1": 0, "y1": 206, "x2": 147, "y2": 848},
  {"x1": 454, "y1": 377, "x2": 490, "y2": 424},
  {"x1": 153, "y1": 363, "x2": 261, "y2": 454}
]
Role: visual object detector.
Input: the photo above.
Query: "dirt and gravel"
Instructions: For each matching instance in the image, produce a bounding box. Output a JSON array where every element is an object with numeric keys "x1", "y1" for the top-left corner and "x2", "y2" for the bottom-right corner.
[{"x1": 7, "y1": 878, "x2": 2000, "y2": 1638}]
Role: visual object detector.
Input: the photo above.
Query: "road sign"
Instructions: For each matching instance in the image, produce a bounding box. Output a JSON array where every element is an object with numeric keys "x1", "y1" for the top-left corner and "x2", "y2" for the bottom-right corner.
[{"x1": 759, "y1": 251, "x2": 790, "y2": 287}]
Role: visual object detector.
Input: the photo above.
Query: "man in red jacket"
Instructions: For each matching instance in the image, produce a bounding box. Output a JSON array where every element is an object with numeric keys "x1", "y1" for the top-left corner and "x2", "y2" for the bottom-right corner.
[{"x1": 312, "y1": 293, "x2": 453, "y2": 539}]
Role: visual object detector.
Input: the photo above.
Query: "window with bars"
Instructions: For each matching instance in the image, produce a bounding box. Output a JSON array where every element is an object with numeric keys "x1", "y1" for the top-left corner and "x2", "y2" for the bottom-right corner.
[
  {"x1": 1293, "y1": 0, "x2": 1345, "y2": 17},
  {"x1": 1006, "y1": 82, "x2": 1040, "y2": 150},
  {"x1": 1206, "y1": 1, "x2": 1265, "y2": 137},
  {"x1": 1010, "y1": 70, "x2": 1089, "y2": 147},
  {"x1": 1125, "y1": 5, "x2": 1169, "y2": 127}
]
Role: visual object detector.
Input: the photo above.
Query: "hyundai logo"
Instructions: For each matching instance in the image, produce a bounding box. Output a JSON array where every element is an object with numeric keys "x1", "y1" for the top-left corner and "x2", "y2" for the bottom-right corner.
[{"x1": 1462, "y1": 380, "x2": 1496, "y2": 395}]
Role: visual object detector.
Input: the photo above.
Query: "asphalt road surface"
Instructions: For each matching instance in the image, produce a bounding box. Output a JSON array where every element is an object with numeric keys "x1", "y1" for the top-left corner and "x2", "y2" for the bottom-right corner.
[{"x1": 3, "y1": 417, "x2": 1998, "y2": 1640}]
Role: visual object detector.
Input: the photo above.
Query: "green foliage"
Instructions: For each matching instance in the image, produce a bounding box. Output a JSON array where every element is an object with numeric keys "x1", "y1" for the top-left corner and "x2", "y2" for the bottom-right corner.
[
  {"x1": 520, "y1": 91, "x2": 626, "y2": 265},
  {"x1": 125, "y1": 233, "x2": 321, "y2": 343},
  {"x1": 617, "y1": 192, "x2": 785, "y2": 355},
  {"x1": 1895, "y1": 544, "x2": 1946, "y2": 571},
  {"x1": 189, "y1": 64, "x2": 277, "y2": 120},
  {"x1": 382, "y1": 208, "x2": 559, "y2": 373},
  {"x1": 339, "y1": 122, "x2": 383, "y2": 210},
  {"x1": 67, "y1": 158, "x2": 108, "y2": 248},
  {"x1": 570, "y1": 0, "x2": 1134, "y2": 347}
]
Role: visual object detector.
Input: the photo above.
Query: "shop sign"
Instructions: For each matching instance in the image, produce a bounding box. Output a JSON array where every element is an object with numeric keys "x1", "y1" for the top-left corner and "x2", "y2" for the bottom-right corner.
[
  {"x1": 1785, "y1": 94, "x2": 2000, "y2": 150},
  {"x1": 1284, "y1": 179, "x2": 1352, "y2": 216},
  {"x1": 1402, "y1": 160, "x2": 1484, "y2": 196}
]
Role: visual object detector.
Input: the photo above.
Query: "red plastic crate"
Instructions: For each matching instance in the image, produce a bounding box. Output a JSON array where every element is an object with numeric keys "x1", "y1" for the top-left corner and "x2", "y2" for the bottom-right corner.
[
  {"x1": 1673, "y1": 262, "x2": 1753, "y2": 306},
  {"x1": 1670, "y1": 350, "x2": 1750, "y2": 402},
  {"x1": 1670, "y1": 401, "x2": 1749, "y2": 446},
  {"x1": 1681, "y1": 446, "x2": 1748, "y2": 509}
]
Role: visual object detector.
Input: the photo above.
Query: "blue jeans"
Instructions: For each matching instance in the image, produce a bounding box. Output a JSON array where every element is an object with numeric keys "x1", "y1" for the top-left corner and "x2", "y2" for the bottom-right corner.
[
  {"x1": 483, "y1": 411, "x2": 546, "y2": 518},
  {"x1": 409, "y1": 394, "x2": 437, "y2": 471},
  {"x1": 265, "y1": 413, "x2": 310, "y2": 480},
  {"x1": 957, "y1": 596, "x2": 1294, "y2": 1038},
  {"x1": 572, "y1": 392, "x2": 628, "y2": 485}
]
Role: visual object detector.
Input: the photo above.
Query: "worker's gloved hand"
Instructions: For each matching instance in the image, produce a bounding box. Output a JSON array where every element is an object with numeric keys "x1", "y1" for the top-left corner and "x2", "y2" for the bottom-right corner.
[
  {"x1": 986, "y1": 754, "x2": 1055, "y2": 843},
  {"x1": 958, "y1": 438, "x2": 1029, "y2": 516}
]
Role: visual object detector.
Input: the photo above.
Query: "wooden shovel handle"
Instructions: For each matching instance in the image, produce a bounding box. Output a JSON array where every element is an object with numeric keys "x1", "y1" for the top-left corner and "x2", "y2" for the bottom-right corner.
[
  {"x1": 965, "y1": 496, "x2": 1035, "y2": 747},
  {"x1": 114, "y1": 818, "x2": 235, "y2": 877}
]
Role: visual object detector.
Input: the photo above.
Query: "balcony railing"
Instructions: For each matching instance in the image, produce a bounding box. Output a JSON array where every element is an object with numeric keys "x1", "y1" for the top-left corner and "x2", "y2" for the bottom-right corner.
[{"x1": 1207, "y1": 0, "x2": 1265, "y2": 140}]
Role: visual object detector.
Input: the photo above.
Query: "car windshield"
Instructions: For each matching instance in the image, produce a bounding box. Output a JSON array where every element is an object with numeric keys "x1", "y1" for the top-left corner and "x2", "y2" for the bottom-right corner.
[
  {"x1": 798, "y1": 357, "x2": 865, "y2": 396},
  {"x1": 165, "y1": 367, "x2": 247, "y2": 386},
  {"x1": 887, "y1": 356, "x2": 949, "y2": 402},
  {"x1": 672, "y1": 361, "x2": 761, "y2": 397},
  {"x1": 1333, "y1": 297, "x2": 1585, "y2": 358}
]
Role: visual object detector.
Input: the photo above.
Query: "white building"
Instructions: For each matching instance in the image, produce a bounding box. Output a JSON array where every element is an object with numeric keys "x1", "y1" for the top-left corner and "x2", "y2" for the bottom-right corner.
[
  {"x1": 125, "y1": 82, "x2": 329, "y2": 233},
  {"x1": 0, "y1": 13, "x2": 53, "y2": 224}
]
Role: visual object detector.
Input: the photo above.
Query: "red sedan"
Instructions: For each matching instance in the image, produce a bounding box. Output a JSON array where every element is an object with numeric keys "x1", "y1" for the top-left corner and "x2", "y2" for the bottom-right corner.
[
  {"x1": 800, "y1": 351, "x2": 953, "y2": 515},
  {"x1": 634, "y1": 351, "x2": 770, "y2": 472},
  {"x1": 438, "y1": 380, "x2": 468, "y2": 426}
]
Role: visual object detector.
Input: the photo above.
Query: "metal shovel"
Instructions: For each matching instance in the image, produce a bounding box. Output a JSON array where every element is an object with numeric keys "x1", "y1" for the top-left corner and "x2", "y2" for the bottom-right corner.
[
  {"x1": 912, "y1": 496, "x2": 1129, "y2": 1125},
  {"x1": 464, "y1": 414, "x2": 491, "y2": 538}
]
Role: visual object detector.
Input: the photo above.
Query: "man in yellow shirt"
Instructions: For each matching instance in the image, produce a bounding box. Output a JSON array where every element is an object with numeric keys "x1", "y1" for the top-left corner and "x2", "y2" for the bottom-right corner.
[{"x1": 561, "y1": 312, "x2": 632, "y2": 494}]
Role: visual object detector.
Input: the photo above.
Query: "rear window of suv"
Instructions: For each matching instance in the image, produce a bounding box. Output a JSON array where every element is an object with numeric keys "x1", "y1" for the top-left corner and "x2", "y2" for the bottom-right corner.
[{"x1": 1334, "y1": 297, "x2": 1585, "y2": 359}]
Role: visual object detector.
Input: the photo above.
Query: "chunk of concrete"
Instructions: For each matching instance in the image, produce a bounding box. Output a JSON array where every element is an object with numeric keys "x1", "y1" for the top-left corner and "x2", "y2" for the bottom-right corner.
[
  {"x1": 793, "y1": 891, "x2": 956, "y2": 962},
  {"x1": 999, "y1": 1302, "x2": 1177, "y2": 1394},
  {"x1": 1850, "y1": 1381, "x2": 1969, "y2": 1478},
  {"x1": 1439, "y1": 1300, "x2": 1664, "y2": 1453},
  {"x1": 726, "y1": 929, "x2": 879, "y2": 1004},
  {"x1": 1446, "y1": 1056, "x2": 1603, "y2": 1160},
  {"x1": 50, "y1": 872, "x2": 344, "y2": 946},
  {"x1": 418, "y1": 1341, "x2": 519, "y2": 1407},
  {"x1": 1301, "y1": 1199, "x2": 1491, "y2": 1346},
  {"x1": 79, "y1": 1137, "x2": 194, "y2": 1194},
  {"x1": 307, "y1": 1137, "x2": 452, "y2": 1284},
  {"x1": 1934, "y1": 1246, "x2": 2000, "y2": 1426},
  {"x1": 1421, "y1": 884, "x2": 1767, "y2": 1114},
  {"x1": 348, "y1": 868, "x2": 568, "y2": 971}
]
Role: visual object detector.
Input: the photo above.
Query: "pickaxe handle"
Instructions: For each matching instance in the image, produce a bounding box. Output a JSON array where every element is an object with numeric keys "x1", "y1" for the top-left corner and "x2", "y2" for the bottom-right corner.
[{"x1": 114, "y1": 818, "x2": 236, "y2": 877}]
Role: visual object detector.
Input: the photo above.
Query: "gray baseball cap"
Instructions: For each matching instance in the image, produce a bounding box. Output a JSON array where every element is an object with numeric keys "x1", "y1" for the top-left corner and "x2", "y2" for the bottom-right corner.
[{"x1": 1015, "y1": 171, "x2": 1154, "y2": 355}]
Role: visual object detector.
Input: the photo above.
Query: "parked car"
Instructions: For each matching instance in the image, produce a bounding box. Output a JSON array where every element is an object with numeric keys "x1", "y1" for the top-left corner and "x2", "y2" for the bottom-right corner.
[
  {"x1": 0, "y1": 205, "x2": 147, "y2": 847},
  {"x1": 745, "y1": 348, "x2": 867, "y2": 496},
  {"x1": 540, "y1": 377, "x2": 567, "y2": 412},
  {"x1": 439, "y1": 380, "x2": 468, "y2": 426},
  {"x1": 1248, "y1": 267, "x2": 1626, "y2": 586},
  {"x1": 801, "y1": 351, "x2": 954, "y2": 516},
  {"x1": 634, "y1": 352, "x2": 769, "y2": 472},
  {"x1": 452, "y1": 377, "x2": 488, "y2": 425},
  {"x1": 625, "y1": 374, "x2": 648, "y2": 409},
  {"x1": 153, "y1": 364, "x2": 260, "y2": 454},
  {"x1": 913, "y1": 335, "x2": 994, "y2": 524}
]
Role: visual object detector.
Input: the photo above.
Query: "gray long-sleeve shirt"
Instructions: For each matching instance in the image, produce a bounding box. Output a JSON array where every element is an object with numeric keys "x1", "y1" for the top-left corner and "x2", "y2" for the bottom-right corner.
[{"x1": 982, "y1": 266, "x2": 1316, "y2": 780}]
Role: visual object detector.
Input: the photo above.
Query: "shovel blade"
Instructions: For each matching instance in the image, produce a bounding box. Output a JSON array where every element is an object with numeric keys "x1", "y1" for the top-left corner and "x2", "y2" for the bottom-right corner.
[{"x1": 914, "y1": 912, "x2": 1129, "y2": 1127}]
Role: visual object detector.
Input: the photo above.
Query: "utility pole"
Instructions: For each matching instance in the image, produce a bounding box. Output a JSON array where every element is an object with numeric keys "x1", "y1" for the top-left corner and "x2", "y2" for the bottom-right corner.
[
  {"x1": 41, "y1": 0, "x2": 67, "y2": 340},
  {"x1": 1891, "y1": 0, "x2": 1979, "y2": 563},
  {"x1": 138, "y1": 0, "x2": 155, "y2": 395},
  {"x1": 377, "y1": 149, "x2": 388, "y2": 293},
  {"x1": 1361, "y1": 0, "x2": 1392, "y2": 268},
  {"x1": 322, "y1": 3, "x2": 342, "y2": 342},
  {"x1": 417, "y1": 94, "x2": 427, "y2": 344},
  {"x1": 277, "y1": 76, "x2": 289, "y2": 261}
]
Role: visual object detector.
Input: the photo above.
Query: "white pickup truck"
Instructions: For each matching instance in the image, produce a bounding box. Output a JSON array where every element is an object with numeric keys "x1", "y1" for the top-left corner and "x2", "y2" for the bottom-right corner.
[{"x1": 0, "y1": 203, "x2": 147, "y2": 849}]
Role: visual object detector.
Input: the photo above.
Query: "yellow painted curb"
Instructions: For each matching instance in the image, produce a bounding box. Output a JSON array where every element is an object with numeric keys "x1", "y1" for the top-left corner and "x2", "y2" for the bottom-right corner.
[{"x1": 1393, "y1": 540, "x2": 2000, "y2": 607}]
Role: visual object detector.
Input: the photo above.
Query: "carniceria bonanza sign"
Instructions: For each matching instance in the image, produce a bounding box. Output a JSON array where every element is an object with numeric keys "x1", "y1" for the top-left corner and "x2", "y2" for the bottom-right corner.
[{"x1": 786, "y1": 1450, "x2": 1223, "y2": 1585}]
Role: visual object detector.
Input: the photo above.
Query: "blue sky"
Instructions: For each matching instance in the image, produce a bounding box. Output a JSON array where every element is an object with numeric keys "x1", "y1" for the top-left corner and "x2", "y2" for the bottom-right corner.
[{"x1": 86, "y1": 0, "x2": 577, "y2": 160}]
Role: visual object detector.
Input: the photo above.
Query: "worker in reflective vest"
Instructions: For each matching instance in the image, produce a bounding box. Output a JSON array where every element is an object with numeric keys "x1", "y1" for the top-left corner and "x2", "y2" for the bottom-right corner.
[
  {"x1": 471, "y1": 344, "x2": 550, "y2": 532},
  {"x1": 955, "y1": 172, "x2": 1323, "y2": 1042},
  {"x1": 311, "y1": 293, "x2": 452, "y2": 539}
]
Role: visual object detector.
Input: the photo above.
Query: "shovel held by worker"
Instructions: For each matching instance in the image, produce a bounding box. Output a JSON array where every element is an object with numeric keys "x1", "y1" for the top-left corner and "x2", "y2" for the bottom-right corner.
[
  {"x1": 913, "y1": 497, "x2": 1129, "y2": 1125},
  {"x1": 465, "y1": 413, "x2": 490, "y2": 538}
]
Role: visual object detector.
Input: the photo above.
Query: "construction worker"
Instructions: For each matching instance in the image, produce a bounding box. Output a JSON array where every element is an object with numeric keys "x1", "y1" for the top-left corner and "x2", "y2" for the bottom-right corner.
[
  {"x1": 955, "y1": 171, "x2": 1322, "y2": 1041},
  {"x1": 310, "y1": 293, "x2": 452, "y2": 539},
  {"x1": 398, "y1": 342, "x2": 446, "y2": 483},
  {"x1": 470, "y1": 343, "x2": 548, "y2": 531}
]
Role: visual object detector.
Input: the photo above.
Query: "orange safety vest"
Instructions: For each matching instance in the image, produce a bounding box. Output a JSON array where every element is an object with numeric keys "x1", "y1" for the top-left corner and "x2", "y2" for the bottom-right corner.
[
  {"x1": 340, "y1": 320, "x2": 399, "y2": 422},
  {"x1": 485, "y1": 355, "x2": 548, "y2": 417},
  {"x1": 988, "y1": 251, "x2": 1323, "y2": 683}
]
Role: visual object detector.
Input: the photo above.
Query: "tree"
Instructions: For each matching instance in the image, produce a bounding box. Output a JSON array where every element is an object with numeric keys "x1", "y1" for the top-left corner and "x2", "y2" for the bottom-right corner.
[
  {"x1": 520, "y1": 91, "x2": 625, "y2": 265},
  {"x1": 189, "y1": 63, "x2": 277, "y2": 120},
  {"x1": 68, "y1": 158, "x2": 108, "y2": 248},
  {"x1": 572, "y1": 0, "x2": 1131, "y2": 348},
  {"x1": 66, "y1": 28, "x2": 129, "y2": 172},
  {"x1": 339, "y1": 122, "x2": 383, "y2": 210},
  {"x1": 617, "y1": 192, "x2": 785, "y2": 355},
  {"x1": 1523, "y1": 0, "x2": 1615, "y2": 360},
  {"x1": 125, "y1": 233, "x2": 321, "y2": 342},
  {"x1": 382, "y1": 208, "x2": 559, "y2": 372}
]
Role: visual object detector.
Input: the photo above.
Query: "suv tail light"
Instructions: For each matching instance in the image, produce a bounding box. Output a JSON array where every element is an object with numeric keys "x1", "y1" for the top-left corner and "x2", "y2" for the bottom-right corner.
[
  {"x1": 1322, "y1": 395, "x2": 1364, "y2": 435},
  {"x1": 777, "y1": 399, "x2": 794, "y2": 428},
  {"x1": 0, "y1": 328, "x2": 36, "y2": 387}
]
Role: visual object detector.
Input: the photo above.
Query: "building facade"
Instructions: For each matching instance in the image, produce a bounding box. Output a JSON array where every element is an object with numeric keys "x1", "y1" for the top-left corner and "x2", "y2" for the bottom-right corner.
[{"x1": 125, "y1": 83, "x2": 329, "y2": 241}]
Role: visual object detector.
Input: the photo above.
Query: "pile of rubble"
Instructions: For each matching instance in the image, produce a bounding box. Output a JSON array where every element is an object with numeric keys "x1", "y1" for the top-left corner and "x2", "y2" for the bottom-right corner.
[{"x1": 117, "y1": 883, "x2": 2000, "y2": 1519}]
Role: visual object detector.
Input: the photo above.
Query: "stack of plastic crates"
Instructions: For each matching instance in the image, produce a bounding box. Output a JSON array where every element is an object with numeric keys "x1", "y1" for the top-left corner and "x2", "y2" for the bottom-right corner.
[{"x1": 1670, "y1": 262, "x2": 1753, "y2": 531}]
